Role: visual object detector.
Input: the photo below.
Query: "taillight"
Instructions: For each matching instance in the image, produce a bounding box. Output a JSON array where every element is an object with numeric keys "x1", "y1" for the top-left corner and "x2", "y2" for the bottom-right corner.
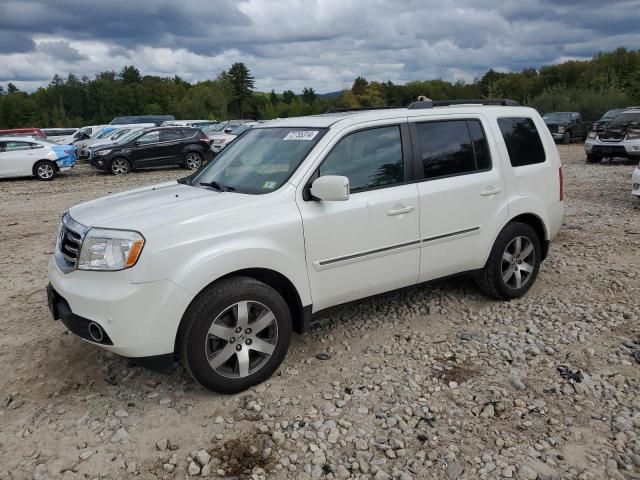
[
  {"x1": 559, "y1": 167, "x2": 564, "y2": 201},
  {"x1": 199, "y1": 138, "x2": 210, "y2": 145}
]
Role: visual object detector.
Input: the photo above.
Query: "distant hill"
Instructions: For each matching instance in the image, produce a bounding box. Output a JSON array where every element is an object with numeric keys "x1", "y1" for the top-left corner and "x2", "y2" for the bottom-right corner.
[{"x1": 317, "y1": 90, "x2": 345, "y2": 99}]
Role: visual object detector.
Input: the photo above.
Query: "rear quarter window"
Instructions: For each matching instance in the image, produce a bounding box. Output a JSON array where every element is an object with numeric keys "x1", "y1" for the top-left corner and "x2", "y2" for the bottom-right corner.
[{"x1": 497, "y1": 117, "x2": 546, "y2": 167}]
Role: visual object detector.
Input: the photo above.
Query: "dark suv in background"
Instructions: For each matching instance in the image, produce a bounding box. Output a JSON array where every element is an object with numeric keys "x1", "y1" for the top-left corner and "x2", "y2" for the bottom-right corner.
[
  {"x1": 89, "y1": 127, "x2": 212, "y2": 175},
  {"x1": 543, "y1": 112, "x2": 588, "y2": 144}
]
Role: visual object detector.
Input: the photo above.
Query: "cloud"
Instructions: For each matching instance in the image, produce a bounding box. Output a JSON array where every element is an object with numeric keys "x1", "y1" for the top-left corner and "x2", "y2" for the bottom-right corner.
[{"x1": 0, "y1": 0, "x2": 639, "y2": 92}]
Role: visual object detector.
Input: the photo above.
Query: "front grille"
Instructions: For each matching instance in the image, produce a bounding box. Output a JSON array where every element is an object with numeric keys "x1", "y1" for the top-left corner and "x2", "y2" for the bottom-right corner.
[
  {"x1": 599, "y1": 131, "x2": 624, "y2": 142},
  {"x1": 55, "y1": 214, "x2": 88, "y2": 273}
]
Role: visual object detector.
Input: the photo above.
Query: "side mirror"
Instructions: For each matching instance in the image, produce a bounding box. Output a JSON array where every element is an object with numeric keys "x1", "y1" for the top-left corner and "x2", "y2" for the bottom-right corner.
[
  {"x1": 310, "y1": 175, "x2": 350, "y2": 201},
  {"x1": 224, "y1": 128, "x2": 233, "y2": 133}
]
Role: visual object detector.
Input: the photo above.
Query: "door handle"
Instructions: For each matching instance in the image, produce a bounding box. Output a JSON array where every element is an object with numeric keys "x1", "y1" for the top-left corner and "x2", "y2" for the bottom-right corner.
[
  {"x1": 387, "y1": 205, "x2": 415, "y2": 216},
  {"x1": 480, "y1": 187, "x2": 502, "y2": 196}
]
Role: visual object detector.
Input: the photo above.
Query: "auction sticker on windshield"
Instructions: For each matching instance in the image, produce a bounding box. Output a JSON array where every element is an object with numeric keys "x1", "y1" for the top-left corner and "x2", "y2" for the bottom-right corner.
[{"x1": 283, "y1": 130, "x2": 319, "y2": 141}]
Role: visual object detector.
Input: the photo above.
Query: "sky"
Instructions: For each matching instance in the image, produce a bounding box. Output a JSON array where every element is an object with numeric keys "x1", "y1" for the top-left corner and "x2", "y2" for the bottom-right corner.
[{"x1": 0, "y1": 0, "x2": 639, "y2": 93}]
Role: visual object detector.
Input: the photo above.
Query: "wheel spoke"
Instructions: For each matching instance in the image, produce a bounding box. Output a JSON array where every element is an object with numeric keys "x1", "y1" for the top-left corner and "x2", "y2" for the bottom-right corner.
[
  {"x1": 208, "y1": 323, "x2": 234, "y2": 339},
  {"x1": 514, "y1": 269, "x2": 522, "y2": 288},
  {"x1": 520, "y1": 242, "x2": 534, "y2": 259},
  {"x1": 208, "y1": 343, "x2": 235, "y2": 369},
  {"x1": 502, "y1": 251, "x2": 514, "y2": 263},
  {"x1": 249, "y1": 338, "x2": 275, "y2": 355},
  {"x1": 235, "y1": 301, "x2": 249, "y2": 328},
  {"x1": 514, "y1": 237, "x2": 522, "y2": 255},
  {"x1": 519, "y1": 261, "x2": 533, "y2": 273},
  {"x1": 251, "y1": 310, "x2": 275, "y2": 335},
  {"x1": 236, "y1": 348, "x2": 250, "y2": 377},
  {"x1": 503, "y1": 268, "x2": 514, "y2": 283}
]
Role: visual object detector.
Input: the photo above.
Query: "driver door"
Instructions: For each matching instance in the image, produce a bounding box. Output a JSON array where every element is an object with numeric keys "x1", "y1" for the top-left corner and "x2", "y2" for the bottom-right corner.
[
  {"x1": 130, "y1": 130, "x2": 163, "y2": 167},
  {"x1": 297, "y1": 122, "x2": 421, "y2": 311}
]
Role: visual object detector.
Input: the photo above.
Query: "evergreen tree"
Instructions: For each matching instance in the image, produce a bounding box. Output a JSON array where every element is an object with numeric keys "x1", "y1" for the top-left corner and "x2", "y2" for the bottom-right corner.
[
  {"x1": 301, "y1": 87, "x2": 316, "y2": 104},
  {"x1": 7, "y1": 83, "x2": 19, "y2": 93},
  {"x1": 282, "y1": 90, "x2": 296, "y2": 104},
  {"x1": 119, "y1": 65, "x2": 142, "y2": 84},
  {"x1": 227, "y1": 62, "x2": 255, "y2": 117}
]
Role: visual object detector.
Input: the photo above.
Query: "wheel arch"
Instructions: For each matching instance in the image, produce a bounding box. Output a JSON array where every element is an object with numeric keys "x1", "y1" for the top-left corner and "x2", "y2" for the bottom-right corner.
[
  {"x1": 32, "y1": 159, "x2": 58, "y2": 175},
  {"x1": 174, "y1": 267, "x2": 309, "y2": 355},
  {"x1": 508, "y1": 212, "x2": 549, "y2": 260}
]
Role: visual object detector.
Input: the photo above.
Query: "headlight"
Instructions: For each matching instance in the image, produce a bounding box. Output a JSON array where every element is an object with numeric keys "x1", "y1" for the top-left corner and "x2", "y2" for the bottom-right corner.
[
  {"x1": 78, "y1": 228, "x2": 145, "y2": 271},
  {"x1": 557, "y1": 126, "x2": 565, "y2": 134},
  {"x1": 95, "y1": 149, "x2": 112, "y2": 156},
  {"x1": 588, "y1": 131, "x2": 596, "y2": 139},
  {"x1": 626, "y1": 129, "x2": 640, "y2": 140}
]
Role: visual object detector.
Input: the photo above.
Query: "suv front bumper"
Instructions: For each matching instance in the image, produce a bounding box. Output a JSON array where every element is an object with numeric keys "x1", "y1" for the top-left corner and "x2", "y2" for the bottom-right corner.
[
  {"x1": 48, "y1": 258, "x2": 192, "y2": 358},
  {"x1": 585, "y1": 137, "x2": 640, "y2": 158}
]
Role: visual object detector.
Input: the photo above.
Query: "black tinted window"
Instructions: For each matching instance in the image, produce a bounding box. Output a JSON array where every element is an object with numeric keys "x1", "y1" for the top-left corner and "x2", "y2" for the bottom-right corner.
[
  {"x1": 137, "y1": 131, "x2": 160, "y2": 145},
  {"x1": 320, "y1": 126, "x2": 403, "y2": 193},
  {"x1": 417, "y1": 120, "x2": 475, "y2": 179},
  {"x1": 497, "y1": 117, "x2": 546, "y2": 167},
  {"x1": 162, "y1": 129, "x2": 183, "y2": 141}
]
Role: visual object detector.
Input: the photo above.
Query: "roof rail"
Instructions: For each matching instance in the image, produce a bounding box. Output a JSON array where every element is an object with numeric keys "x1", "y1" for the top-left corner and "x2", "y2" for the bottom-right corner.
[
  {"x1": 407, "y1": 98, "x2": 520, "y2": 109},
  {"x1": 324, "y1": 106, "x2": 401, "y2": 114}
]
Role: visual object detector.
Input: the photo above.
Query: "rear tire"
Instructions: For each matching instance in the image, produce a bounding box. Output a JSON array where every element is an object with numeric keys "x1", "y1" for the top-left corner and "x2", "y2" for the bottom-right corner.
[
  {"x1": 34, "y1": 161, "x2": 57, "y2": 181},
  {"x1": 179, "y1": 277, "x2": 292, "y2": 394},
  {"x1": 476, "y1": 222, "x2": 541, "y2": 300},
  {"x1": 184, "y1": 152, "x2": 203, "y2": 170},
  {"x1": 110, "y1": 158, "x2": 131, "y2": 175},
  {"x1": 586, "y1": 154, "x2": 602, "y2": 163}
]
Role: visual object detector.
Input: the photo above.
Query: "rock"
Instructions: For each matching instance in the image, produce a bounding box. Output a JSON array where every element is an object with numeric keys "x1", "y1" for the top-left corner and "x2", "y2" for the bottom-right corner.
[
  {"x1": 446, "y1": 460, "x2": 464, "y2": 480},
  {"x1": 518, "y1": 465, "x2": 538, "y2": 480},
  {"x1": 111, "y1": 427, "x2": 128, "y2": 443},
  {"x1": 354, "y1": 438, "x2": 369, "y2": 451},
  {"x1": 156, "y1": 438, "x2": 169, "y2": 451},
  {"x1": 195, "y1": 449, "x2": 211, "y2": 466},
  {"x1": 188, "y1": 461, "x2": 201, "y2": 476},
  {"x1": 508, "y1": 370, "x2": 527, "y2": 390},
  {"x1": 114, "y1": 409, "x2": 128, "y2": 417},
  {"x1": 163, "y1": 464, "x2": 175, "y2": 473},
  {"x1": 201, "y1": 463, "x2": 211, "y2": 476},
  {"x1": 79, "y1": 449, "x2": 94, "y2": 461},
  {"x1": 480, "y1": 404, "x2": 495, "y2": 418}
]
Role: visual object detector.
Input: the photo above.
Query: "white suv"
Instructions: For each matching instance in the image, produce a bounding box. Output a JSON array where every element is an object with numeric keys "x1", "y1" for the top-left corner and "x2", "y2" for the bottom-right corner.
[{"x1": 47, "y1": 99, "x2": 564, "y2": 393}]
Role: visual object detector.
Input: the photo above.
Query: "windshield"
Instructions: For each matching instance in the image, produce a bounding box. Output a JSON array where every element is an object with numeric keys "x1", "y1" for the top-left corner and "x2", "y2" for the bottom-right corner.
[
  {"x1": 543, "y1": 113, "x2": 572, "y2": 123},
  {"x1": 205, "y1": 122, "x2": 229, "y2": 133},
  {"x1": 608, "y1": 112, "x2": 640, "y2": 128},
  {"x1": 600, "y1": 109, "x2": 624, "y2": 121},
  {"x1": 93, "y1": 128, "x2": 114, "y2": 139},
  {"x1": 230, "y1": 125, "x2": 252, "y2": 135},
  {"x1": 110, "y1": 129, "x2": 131, "y2": 140},
  {"x1": 114, "y1": 129, "x2": 144, "y2": 145},
  {"x1": 192, "y1": 127, "x2": 326, "y2": 194}
]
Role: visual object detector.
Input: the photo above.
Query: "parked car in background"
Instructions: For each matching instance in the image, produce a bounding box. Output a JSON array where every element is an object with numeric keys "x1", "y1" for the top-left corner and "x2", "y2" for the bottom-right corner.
[
  {"x1": 590, "y1": 109, "x2": 626, "y2": 132},
  {"x1": 89, "y1": 126, "x2": 212, "y2": 174},
  {"x1": 43, "y1": 128, "x2": 79, "y2": 143},
  {"x1": 585, "y1": 108, "x2": 640, "y2": 163},
  {"x1": 632, "y1": 162, "x2": 640, "y2": 199},
  {"x1": 208, "y1": 123, "x2": 256, "y2": 154},
  {"x1": 0, "y1": 128, "x2": 46, "y2": 139},
  {"x1": 76, "y1": 125, "x2": 153, "y2": 160},
  {"x1": 47, "y1": 99, "x2": 564, "y2": 393},
  {"x1": 161, "y1": 120, "x2": 218, "y2": 128},
  {"x1": 57, "y1": 125, "x2": 108, "y2": 145},
  {"x1": 543, "y1": 112, "x2": 588, "y2": 144},
  {"x1": 110, "y1": 115, "x2": 175, "y2": 126},
  {"x1": 0, "y1": 137, "x2": 76, "y2": 180}
]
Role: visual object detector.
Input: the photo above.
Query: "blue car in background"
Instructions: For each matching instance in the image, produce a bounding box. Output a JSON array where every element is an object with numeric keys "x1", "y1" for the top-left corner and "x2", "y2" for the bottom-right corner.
[{"x1": 0, "y1": 136, "x2": 76, "y2": 181}]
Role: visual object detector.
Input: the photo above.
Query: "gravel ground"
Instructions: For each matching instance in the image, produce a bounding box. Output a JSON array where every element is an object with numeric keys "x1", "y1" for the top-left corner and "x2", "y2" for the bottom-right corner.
[{"x1": 0, "y1": 145, "x2": 638, "y2": 480}]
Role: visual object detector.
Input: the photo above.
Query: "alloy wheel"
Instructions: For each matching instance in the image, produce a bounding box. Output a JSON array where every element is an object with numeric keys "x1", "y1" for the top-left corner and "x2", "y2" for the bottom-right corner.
[
  {"x1": 111, "y1": 159, "x2": 129, "y2": 175},
  {"x1": 186, "y1": 153, "x2": 202, "y2": 170},
  {"x1": 501, "y1": 236, "x2": 535, "y2": 289},
  {"x1": 204, "y1": 301, "x2": 278, "y2": 378},
  {"x1": 37, "y1": 163, "x2": 55, "y2": 180}
]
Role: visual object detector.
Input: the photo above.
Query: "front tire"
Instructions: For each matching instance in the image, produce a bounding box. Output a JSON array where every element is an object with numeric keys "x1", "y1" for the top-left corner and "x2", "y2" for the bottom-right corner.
[
  {"x1": 179, "y1": 277, "x2": 292, "y2": 394},
  {"x1": 184, "y1": 152, "x2": 203, "y2": 170},
  {"x1": 586, "y1": 154, "x2": 602, "y2": 163},
  {"x1": 476, "y1": 222, "x2": 541, "y2": 300},
  {"x1": 562, "y1": 131, "x2": 571, "y2": 144},
  {"x1": 34, "y1": 161, "x2": 57, "y2": 181},
  {"x1": 110, "y1": 158, "x2": 131, "y2": 175}
]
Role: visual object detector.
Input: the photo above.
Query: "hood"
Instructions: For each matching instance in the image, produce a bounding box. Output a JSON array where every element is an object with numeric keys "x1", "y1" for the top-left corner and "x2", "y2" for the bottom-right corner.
[
  {"x1": 68, "y1": 181, "x2": 266, "y2": 233},
  {"x1": 544, "y1": 121, "x2": 569, "y2": 127},
  {"x1": 208, "y1": 132, "x2": 234, "y2": 141}
]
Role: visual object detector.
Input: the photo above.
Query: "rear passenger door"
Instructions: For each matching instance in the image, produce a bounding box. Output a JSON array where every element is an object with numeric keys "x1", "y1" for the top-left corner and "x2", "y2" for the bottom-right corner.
[
  {"x1": 410, "y1": 117, "x2": 509, "y2": 282},
  {"x1": 1, "y1": 141, "x2": 41, "y2": 177},
  {"x1": 160, "y1": 128, "x2": 185, "y2": 163}
]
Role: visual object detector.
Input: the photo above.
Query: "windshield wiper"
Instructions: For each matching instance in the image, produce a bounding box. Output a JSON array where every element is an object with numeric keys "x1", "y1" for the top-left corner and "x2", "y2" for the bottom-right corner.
[{"x1": 199, "y1": 181, "x2": 236, "y2": 192}]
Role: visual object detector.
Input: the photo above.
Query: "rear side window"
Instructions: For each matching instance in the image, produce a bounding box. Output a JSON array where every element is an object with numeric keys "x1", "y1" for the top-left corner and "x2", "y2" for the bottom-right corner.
[
  {"x1": 497, "y1": 117, "x2": 546, "y2": 167},
  {"x1": 162, "y1": 129, "x2": 183, "y2": 141},
  {"x1": 415, "y1": 119, "x2": 492, "y2": 179},
  {"x1": 319, "y1": 126, "x2": 403, "y2": 193},
  {"x1": 4, "y1": 141, "x2": 32, "y2": 151}
]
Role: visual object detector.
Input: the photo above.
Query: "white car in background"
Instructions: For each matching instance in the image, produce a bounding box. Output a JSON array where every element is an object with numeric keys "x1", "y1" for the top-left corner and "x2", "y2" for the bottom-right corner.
[
  {"x1": 57, "y1": 125, "x2": 108, "y2": 146},
  {"x1": 76, "y1": 125, "x2": 154, "y2": 159},
  {"x1": 161, "y1": 120, "x2": 217, "y2": 129},
  {"x1": 43, "y1": 128, "x2": 79, "y2": 144},
  {"x1": 208, "y1": 123, "x2": 256, "y2": 154},
  {"x1": 633, "y1": 162, "x2": 640, "y2": 199},
  {"x1": 0, "y1": 136, "x2": 76, "y2": 180}
]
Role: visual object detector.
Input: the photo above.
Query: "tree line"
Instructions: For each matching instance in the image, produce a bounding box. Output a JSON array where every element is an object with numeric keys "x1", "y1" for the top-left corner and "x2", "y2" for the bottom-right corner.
[{"x1": 1, "y1": 47, "x2": 639, "y2": 128}]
